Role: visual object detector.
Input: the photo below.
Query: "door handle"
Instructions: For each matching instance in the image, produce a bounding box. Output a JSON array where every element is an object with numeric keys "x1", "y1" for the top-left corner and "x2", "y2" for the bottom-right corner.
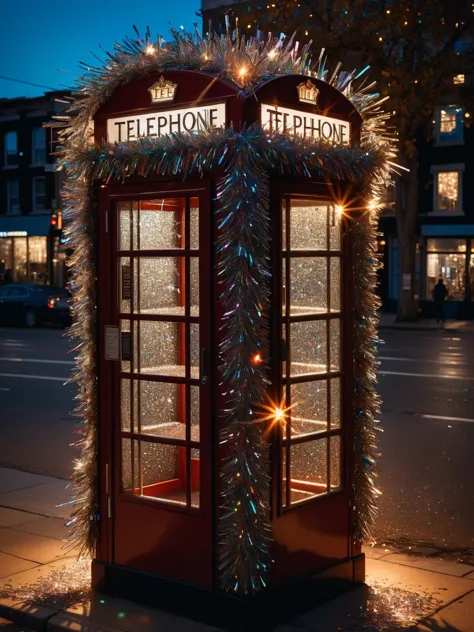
[{"x1": 200, "y1": 348, "x2": 208, "y2": 385}]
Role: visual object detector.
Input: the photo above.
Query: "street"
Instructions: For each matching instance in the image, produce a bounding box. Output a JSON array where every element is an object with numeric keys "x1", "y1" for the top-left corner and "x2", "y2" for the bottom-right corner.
[{"x1": 0, "y1": 326, "x2": 473, "y2": 553}]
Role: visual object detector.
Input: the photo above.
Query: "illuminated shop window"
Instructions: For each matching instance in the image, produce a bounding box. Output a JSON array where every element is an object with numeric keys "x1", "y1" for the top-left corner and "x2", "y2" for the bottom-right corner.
[
  {"x1": 432, "y1": 167, "x2": 463, "y2": 213},
  {"x1": 436, "y1": 107, "x2": 464, "y2": 144},
  {"x1": 453, "y1": 74, "x2": 465, "y2": 85},
  {"x1": 426, "y1": 238, "x2": 466, "y2": 300},
  {"x1": 118, "y1": 197, "x2": 201, "y2": 509},
  {"x1": 281, "y1": 199, "x2": 343, "y2": 508},
  {"x1": 29, "y1": 236, "x2": 48, "y2": 283}
]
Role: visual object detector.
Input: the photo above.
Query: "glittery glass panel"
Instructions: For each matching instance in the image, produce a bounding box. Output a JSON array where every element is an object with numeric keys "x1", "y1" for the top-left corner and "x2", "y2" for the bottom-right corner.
[
  {"x1": 330, "y1": 318, "x2": 341, "y2": 371},
  {"x1": 330, "y1": 378, "x2": 341, "y2": 429},
  {"x1": 135, "y1": 257, "x2": 184, "y2": 316},
  {"x1": 288, "y1": 257, "x2": 327, "y2": 315},
  {"x1": 287, "y1": 201, "x2": 327, "y2": 250},
  {"x1": 118, "y1": 202, "x2": 131, "y2": 250},
  {"x1": 330, "y1": 257, "x2": 341, "y2": 311},
  {"x1": 290, "y1": 380, "x2": 327, "y2": 437},
  {"x1": 190, "y1": 323, "x2": 200, "y2": 375},
  {"x1": 139, "y1": 206, "x2": 183, "y2": 251},
  {"x1": 190, "y1": 257, "x2": 199, "y2": 315},
  {"x1": 289, "y1": 320, "x2": 327, "y2": 376},
  {"x1": 190, "y1": 386, "x2": 200, "y2": 440},
  {"x1": 140, "y1": 441, "x2": 182, "y2": 502},
  {"x1": 329, "y1": 208, "x2": 341, "y2": 251},
  {"x1": 120, "y1": 320, "x2": 131, "y2": 373},
  {"x1": 119, "y1": 258, "x2": 131, "y2": 314},
  {"x1": 135, "y1": 320, "x2": 182, "y2": 377},
  {"x1": 330, "y1": 435, "x2": 342, "y2": 490},
  {"x1": 121, "y1": 379, "x2": 132, "y2": 432},
  {"x1": 121, "y1": 438, "x2": 138, "y2": 493},
  {"x1": 191, "y1": 451, "x2": 200, "y2": 508},
  {"x1": 137, "y1": 381, "x2": 185, "y2": 438},
  {"x1": 190, "y1": 201, "x2": 199, "y2": 250},
  {"x1": 281, "y1": 448, "x2": 288, "y2": 507},
  {"x1": 290, "y1": 439, "x2": 328, "y2": 503}
]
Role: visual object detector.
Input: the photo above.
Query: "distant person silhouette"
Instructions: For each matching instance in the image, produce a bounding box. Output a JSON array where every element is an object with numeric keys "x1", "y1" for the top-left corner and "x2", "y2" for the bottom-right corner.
[
  {"x1": 433, "y1": 278, "x2": 448, "y2": 325},
  {"x1": 2, "y1": 268, "x2": 13, "y2": 285}
]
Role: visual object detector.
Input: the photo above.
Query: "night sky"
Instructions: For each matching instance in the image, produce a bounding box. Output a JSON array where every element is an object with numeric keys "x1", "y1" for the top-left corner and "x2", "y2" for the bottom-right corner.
[{"x1": 0, "y1": 0, "x2": 201, "y2": 99}]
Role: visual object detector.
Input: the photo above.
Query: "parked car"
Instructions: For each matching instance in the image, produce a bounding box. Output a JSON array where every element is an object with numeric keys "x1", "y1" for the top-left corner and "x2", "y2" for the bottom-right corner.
[{"x1": 0, "y1": 284, "x2": 72, "y2": 328}]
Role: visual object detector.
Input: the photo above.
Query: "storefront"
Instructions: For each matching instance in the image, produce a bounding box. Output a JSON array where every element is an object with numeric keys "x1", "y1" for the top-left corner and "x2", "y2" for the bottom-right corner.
[{"x1": 0, "y1": 214, "x2": 62, "y2": 285}]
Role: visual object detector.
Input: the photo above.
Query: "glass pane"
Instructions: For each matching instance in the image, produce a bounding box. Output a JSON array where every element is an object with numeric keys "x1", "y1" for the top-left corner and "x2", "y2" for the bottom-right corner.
[
  {"x1": 137, "y1": 381, "x2": 186, "y2": 438},
  {"x1": 287, "y1": 257, "x2": 327, "y2": 316},
  {"x1": 190, "y1": 386, "x2": 200, "y2": 441},
  {"x1": 0, "y1": 239, "x2": 13, "y2": 277},
  {"x1": 119, "y1": 258, "x2": 131, "y2": 313},
  {"x1": 330, "y1": 378, "x2": 341, "y2": 429},
  {"x1": 426, "y1": 238, "x2": 466, "y2": 252},
  {"x1": 289, "y1": 439, "x2": 328, "y2": 503},
  {"x1": 190, "y1": 323, "x2": 200, "y2": 374},
  {"x1": 118, "y1": 202, "x2": 131, "y2": 250},
  {"x1": 426, "y1": 253, "x2": 466, "y2": 300},
  {"x1": 121, "y1": 438, "x2": 137, "y2": 494},
  {"x1": 330, "y1": 435, "x2": 342, "y2": 490},
  {"x1": 330, "y1": 258, "x2": 341, "y2": 311},
  {"x1": 289, "y1": 320, "x2": 327, "y2": 376},
  {"x1": 135, "y1": 320, "x2": 187, "y2": 377},
  {"x1": 140, "y1": 441, "x2": 183, "y2": 504},
  {"x1": 282, "y1": 448, "x2": 288, "y2": 507},
  {"x1": 437, "y1": 172, "x2": 459, "y2": 211},
  {"x1": 134, "y1": 257, "x2": 185, "y2": 316},
  {"x1": 28, "y1": 237, "x2": 47, "y2": 284},
  {"x1": 138, "y1": 198, "x2": 185, "y2": 250},
  {"x1": 190, "y1": 198, "x2": 199, "y2": 250},
  {"x1": 121, "y1": 379, "x2": 132, "y2": 432},
  {"x1": 287, "y1": 200, "x2": 327, "y2": 250},
  {"x1": 190, "y1": 449, "x2": 200, "y2": 508},
  {"x1": 290, "y1": 380, "x2": 327, "y2": 437},
  {"x1": 329, "y1": 205, "x2": 341, "y2": 251},
  {"x1": 329, "y1": 319, "x2": 340, "y2": 371},
  {"x1": 190, "y1": 257, "x2": 199, "y2": 316}
]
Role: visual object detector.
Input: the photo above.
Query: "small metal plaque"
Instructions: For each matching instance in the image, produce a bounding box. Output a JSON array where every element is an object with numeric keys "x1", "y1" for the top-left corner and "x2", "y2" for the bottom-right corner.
[
  {"x1": 121, "y1": 332, "x2": 131, "y2": 361},
  {"x1": 105, "y1": 326, "x2": 119, "y2": 361},
  {"x1": 122, "y1": 264, "x2": 131, "y2": 300}
]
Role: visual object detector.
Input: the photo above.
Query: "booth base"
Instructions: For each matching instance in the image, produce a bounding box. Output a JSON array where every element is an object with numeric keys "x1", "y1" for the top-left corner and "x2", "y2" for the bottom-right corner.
[{"x1": 91, "y1": 554, "x2": 365, "y2": 630}]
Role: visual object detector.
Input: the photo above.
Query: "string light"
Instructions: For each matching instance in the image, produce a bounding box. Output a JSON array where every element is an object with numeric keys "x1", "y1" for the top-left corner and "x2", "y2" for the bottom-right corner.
[
  {"x1": 267, "y1": 49, "x2": 277, "y2": 60},
  {"x1": 251, "y1": 353, "x2": 263, "y2": 365},
  {"x1": 145, "y1": 45, "x2": 155, "y2": 55},
  {"x1": 335, "y1": 204, "x2": 345, "y2": 216}
]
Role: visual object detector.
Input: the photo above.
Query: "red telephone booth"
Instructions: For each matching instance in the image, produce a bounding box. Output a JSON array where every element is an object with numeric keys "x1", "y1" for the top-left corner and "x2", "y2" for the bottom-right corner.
[{"x1": 61, "y1": 34, "x2": 386, "y2": 625}]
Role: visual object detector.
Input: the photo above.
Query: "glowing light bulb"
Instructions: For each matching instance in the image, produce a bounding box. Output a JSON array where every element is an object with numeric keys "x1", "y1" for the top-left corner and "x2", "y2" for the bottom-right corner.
[
  {"x1": 239, "y1": 66, "x2": 247, "y2": 79},
  {"x1": 268, "y1": 49, "x2": 277, "y2": 60},
  {"x1": 145, "y1": 45, "x2": 156, "y2": 55},
  {"x1": 274, "y1": 407, "x2": 284, "y2": 422},
  {"x1": 368, "y1": 199, "x2": 379, "y2": 212},
  {"x1": 335, "y1": 204, "x2": 345, "y2": 216},
  {"x1": 251, "y1": 353, "x2": 263, "y2": 365}
]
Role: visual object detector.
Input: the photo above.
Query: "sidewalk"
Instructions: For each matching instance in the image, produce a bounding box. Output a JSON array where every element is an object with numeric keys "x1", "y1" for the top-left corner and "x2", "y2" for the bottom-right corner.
[
  {"x1": 1, "y1": 466, "x2": 474, "y2": 631},
  {"x1": 378, "y1": 313, "x2": 474, "y2": 333}
]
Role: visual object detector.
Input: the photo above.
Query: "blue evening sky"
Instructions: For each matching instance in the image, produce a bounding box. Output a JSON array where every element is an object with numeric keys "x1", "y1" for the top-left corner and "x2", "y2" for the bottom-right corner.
[{"x1": 0, "y1": 0, "x2": 201, "y2": 99}]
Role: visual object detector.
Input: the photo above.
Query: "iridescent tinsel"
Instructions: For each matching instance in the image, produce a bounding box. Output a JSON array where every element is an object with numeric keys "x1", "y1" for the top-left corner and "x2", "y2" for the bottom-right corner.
[{"x1": 55, "y1": 25, "x2": 396, "y2": 593}]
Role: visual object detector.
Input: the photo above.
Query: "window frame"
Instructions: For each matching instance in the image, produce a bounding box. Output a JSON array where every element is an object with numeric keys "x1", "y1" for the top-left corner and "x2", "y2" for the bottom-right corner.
[
  {"x1": 4, "y1": 131, "x2": 18, "y2": 167},
  {"x1": 7, "y1": 179, "x2": 20, "y2": 215},
  {"x1": 31, "y1": 127, "x2": 46, "y2": 165},
  {"x1": 430, "y1": 164, "x2": 464, "y2": 215},
  {"x1": 32, "y1": 176, "x2": 47, "y2": 212},
  {"x1": 434, "y1": 106, "x2": 464, "y2": 146}
]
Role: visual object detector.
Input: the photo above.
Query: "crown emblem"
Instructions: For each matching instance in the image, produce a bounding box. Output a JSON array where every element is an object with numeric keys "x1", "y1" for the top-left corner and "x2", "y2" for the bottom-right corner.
[
  {"x1": 149, "y1": 76, "x2": 177, "y2": 103},
  {"x1": 297, "y1": 79, "x2": 319, "y2": 105}
]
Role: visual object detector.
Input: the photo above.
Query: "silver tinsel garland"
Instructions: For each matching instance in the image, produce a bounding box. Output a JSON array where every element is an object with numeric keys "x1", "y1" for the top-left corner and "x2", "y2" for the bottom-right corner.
[{"x1": 56, "y1": 25, "x2": 395, "y2": 593}]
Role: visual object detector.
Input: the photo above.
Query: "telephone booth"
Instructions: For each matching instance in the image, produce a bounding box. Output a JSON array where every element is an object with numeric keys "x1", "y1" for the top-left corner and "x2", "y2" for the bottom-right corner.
[{"x1": 75, "y1": 60, "x2": 381, "y2": 621}]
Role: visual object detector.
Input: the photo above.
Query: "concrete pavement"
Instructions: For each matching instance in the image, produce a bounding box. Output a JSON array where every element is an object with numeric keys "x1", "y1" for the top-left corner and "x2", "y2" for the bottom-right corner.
[
  {"x1": 0, "y1": 467, "x2": 474, "y2": 631},
  {"x1": 379, "y1": 313, "x2": 474, "y2": 333}
]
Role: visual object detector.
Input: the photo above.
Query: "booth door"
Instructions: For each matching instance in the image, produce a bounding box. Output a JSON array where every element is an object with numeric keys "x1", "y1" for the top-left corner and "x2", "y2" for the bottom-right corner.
[{"x1": 110, "y1": 190, "x2": 213, "y2": 587}]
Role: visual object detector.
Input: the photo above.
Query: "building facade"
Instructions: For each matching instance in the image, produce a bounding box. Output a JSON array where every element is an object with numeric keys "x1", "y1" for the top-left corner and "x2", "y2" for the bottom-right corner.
[{"x1": 0, "y1": 91, "x2": 68, "y2": 286}]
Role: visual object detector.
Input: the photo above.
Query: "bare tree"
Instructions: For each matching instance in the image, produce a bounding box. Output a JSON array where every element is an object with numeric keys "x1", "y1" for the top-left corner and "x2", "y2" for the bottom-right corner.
[{"x1": 228, "y1": 0, "x2": 473, "y2": 319}]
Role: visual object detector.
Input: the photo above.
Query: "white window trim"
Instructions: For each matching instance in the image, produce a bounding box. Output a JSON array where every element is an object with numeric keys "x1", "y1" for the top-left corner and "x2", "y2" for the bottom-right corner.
[
  {"x1": 7, "y1": 180, "x2": 20, "y2": 215},
  {"x1": 430, "y1": 164, "x2": 464, "y2": 215},
  {"x1": 31, "y1": 128, "x2": 46, "y2": 166},
  {"x1": 32, "y1": 176, "x2": 47, "y2": 212},
  {"x1": 434, "y1": 106, "x2": 465, "y2": 147},
  {"x1": 4, "y1": 131, "x2": 18, "y2": 167}
]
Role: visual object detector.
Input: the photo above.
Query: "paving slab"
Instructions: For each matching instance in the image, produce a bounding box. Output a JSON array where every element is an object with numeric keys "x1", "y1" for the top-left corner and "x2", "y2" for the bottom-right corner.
[
  {"x1": 63, "y1": 593, "x2": 224, "y2": 632},
  {"x1": 289, "y1": 557, "x2": 474, "y2": 632},
  {"x1": 0, "y1": 482, "x2": 73, "y2": 519},
  {"x1": 0, "y1": 510, "x2": 39, "y2": 529},
  {"x1": 0, "y1": 469, "x2": 55, "y2": 495},
  {"x1": 464, "y1": 571, "x2": 474, "y2": 580},
  {"x1": 12, "y1": 518, "x2": 68, "y2": 541},
  {"x1": 414, "y1": 589, "x2": 474, "y2": 632},
  {"x1": 0, "y1": 555, "x2": 38, "y2": 582},
  {"x1": 383, "y1": 553, "x2": 474, "y2": 578},
  {"x1": 0, "y1": 529, "x2": 69, "y2": 565}
]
